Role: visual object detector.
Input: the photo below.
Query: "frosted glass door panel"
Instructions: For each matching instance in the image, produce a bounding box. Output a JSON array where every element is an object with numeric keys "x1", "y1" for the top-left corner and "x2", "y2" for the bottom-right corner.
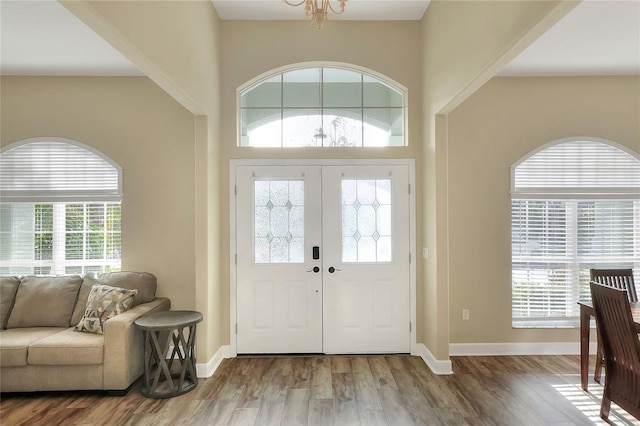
[
  {"x1": 341, "y1": 179, "x2": 392, "y2": 263},
  {"x1": 236, "y1": 166, "x2": 322, "y2": 354},
  {"x1": 254, "y1": 180, "x2": 304, "y2": 263}
]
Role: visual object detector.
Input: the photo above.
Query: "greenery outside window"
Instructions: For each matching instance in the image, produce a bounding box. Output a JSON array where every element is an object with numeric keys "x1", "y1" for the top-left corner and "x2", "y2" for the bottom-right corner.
[
  {"x1": 0, "y1": 138, "x2": 123, "y2": 275},
  {"x1": 511, "y1": 138, "x2": 640, "y2": 328}
]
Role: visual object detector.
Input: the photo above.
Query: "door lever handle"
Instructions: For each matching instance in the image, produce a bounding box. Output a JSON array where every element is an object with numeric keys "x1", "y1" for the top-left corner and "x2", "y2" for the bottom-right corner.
[
  {"x1": 328, "y1": 267, "x2": 341, "y2": 273},
  {"x1": 307, "y1": 266, "x2": 320, "y2": 273}
]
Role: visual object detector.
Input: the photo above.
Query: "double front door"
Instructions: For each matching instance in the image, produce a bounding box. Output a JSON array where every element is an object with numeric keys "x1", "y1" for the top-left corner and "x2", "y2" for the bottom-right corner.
[{"x1": 235, "y1": 164, "x2": 410, "y2": 354}]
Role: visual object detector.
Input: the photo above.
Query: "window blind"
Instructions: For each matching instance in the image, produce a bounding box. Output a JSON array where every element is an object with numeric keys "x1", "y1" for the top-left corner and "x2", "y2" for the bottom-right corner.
[
  {"x1": 511, "y1": 139, "x2": 640, "y2": 327},
  {"x1": 0, "y1": 139, "x2": 122, "y2": 202},
  {"x1": 512, "y1": 140, "x2": 640, "y2": 197},
  {"x1": 0, "y1": 139, "x2": 122, "y2": 275}
]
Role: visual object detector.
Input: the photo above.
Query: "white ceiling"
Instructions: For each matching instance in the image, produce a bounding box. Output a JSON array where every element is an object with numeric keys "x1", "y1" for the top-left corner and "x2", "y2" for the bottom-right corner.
[{"x1": 0, "y1": 0, "x2": 638, "y2": 77}]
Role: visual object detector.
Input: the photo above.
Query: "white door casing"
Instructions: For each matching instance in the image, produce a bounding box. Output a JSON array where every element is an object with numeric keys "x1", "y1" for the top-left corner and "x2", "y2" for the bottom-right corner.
[{"x1": 232, "y1": 160, "x2": 415, "y2": 355}]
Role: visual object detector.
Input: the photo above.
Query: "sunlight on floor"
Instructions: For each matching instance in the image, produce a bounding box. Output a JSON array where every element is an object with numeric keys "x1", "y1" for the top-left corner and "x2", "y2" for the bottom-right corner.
[{"x1": 553, "y1": 381, "x2": 638, "y2": 425}]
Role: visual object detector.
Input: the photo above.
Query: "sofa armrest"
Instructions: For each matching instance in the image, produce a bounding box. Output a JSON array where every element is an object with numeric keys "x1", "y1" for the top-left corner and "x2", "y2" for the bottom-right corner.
[{"x1": 102, "y1": 297, "x2": 171, "y2": 390}]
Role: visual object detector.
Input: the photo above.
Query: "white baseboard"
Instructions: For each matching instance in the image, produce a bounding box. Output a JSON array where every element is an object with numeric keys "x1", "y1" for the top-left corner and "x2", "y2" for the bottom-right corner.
[
  {"x1": 196, "y1": 345, "x2": 233, "y2": 378},
  {"x1": 449, "y1": 342, "x2": 597, "y2": 356},
  {"x1": 194, "y1": 342, "x2": 589, "y2": 378},
  {"x1": 413, "y1": 343, "x2": 453, "y2": 375}
]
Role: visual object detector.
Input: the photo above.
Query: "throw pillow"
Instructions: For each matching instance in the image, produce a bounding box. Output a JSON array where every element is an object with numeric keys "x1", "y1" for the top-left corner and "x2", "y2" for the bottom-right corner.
[
  {"x1": 6, "y1": 275, "x2": 82, "y2": 328},
  {"x1": 74, "y1": 284, "x2": 138, "y2": 334},
  {"x1": 0, "y1": 276, "x2": 21, "y2": 329},
  {"x1": 70, "y1": 272, "x2": 157, "y2": 326}
]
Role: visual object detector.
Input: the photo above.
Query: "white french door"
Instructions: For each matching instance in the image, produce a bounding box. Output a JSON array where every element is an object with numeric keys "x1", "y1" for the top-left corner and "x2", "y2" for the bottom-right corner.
[{"x1": 235, "y1": 163, "x2": 410, "y2": 354}]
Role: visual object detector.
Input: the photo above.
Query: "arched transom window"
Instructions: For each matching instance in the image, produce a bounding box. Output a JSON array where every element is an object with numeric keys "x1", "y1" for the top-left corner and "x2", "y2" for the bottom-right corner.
[
  {"x1": 510, "y1": 138, "x2": 640, "y2": 327},
  {"x1": 238, "y1": 65, "x2": 406, "y2": 148}
]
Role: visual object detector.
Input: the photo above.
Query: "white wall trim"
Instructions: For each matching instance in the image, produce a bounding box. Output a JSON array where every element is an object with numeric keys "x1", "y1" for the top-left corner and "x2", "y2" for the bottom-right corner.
[
  {"x1": 196, "y1": 345, "x2": 233, "y2": 378},
  {"x1": 449, "y1": 342, "x2": 597, "y2": 357},
  {"x1": 414, "y1": 343, "x2": 453, "y2": 375}
]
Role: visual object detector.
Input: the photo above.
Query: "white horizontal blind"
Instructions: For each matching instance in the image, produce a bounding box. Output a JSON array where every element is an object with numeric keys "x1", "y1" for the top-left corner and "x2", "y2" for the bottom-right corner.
[
  {"x1": 512, "y1": 140, "x2": 640, "y2": 327},
  {"x1": 0, "y1": 139, "x2": 122, "y2": 202},
  {"x1": 0, "y1": 139, "x2": 122, "y2": 275},
  {"x1": 512, "y1": 140, "x2": 640, "y2": 197}
]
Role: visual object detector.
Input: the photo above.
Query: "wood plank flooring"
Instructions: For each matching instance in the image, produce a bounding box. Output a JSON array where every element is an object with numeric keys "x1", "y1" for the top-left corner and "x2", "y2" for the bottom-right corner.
[{"x1": 1, "y1": 355, "x2": 638, "y2": 425}]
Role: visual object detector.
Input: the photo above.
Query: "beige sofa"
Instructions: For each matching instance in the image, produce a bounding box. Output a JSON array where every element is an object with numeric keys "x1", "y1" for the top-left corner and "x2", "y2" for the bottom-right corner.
[{"x1": 0, "y1": 272, "x2": 170, "y2": 393}]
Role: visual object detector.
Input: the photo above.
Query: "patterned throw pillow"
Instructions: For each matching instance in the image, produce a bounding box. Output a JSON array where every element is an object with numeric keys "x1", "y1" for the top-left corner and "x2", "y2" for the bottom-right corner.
[{"x1": 74, "y1": 284, "x2": 138, "y2": 334}]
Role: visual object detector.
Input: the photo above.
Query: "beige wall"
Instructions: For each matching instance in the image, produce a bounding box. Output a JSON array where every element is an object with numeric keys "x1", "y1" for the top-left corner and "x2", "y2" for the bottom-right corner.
[
  {"x1": 218, "y1": 20, "x2": 424, "y2": 343},
  {"x1": 420, "y1": 0, "x2": 574, "y2": 360},
  {"x1": 220, "y1": 20, "x2": 423, "y2": 158},
  {"x1": 447, "y1": 76, "x2": 640, "y2": 344},
  {"x1": 5, "y1": 1, "x2": 631, "y2": 368},
  {"x1": 0, "y1": 76, "x2": 197, "y2": 312},
  {"x1": 61, "y1": 0, "x2": 225, "y2": 361}
]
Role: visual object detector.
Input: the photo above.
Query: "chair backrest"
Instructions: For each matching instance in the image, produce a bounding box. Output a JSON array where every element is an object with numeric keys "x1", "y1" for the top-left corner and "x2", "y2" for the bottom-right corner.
[
  {"x1": 590, "y1": 268, "x2": 637, "y2": 303},
  {"x1": 590, "y1": 282, "x2": 640, "y2": 371},
  {"x1": 591, "y1": 283, "x2": 640, "y2": 423}
]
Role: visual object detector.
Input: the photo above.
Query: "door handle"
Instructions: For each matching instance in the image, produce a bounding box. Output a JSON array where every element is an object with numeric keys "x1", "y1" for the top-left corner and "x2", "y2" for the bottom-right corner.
[
  {"x1": 307, "y1": 266, "x2": 320, "y2": 273},
  {"x1": 328, "y1": 267, "x2": 341, "y2": 273}
]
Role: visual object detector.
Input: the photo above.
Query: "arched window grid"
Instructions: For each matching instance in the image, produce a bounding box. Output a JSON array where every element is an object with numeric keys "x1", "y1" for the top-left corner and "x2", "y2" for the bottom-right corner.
[
  {"x1": 0, "y1": 137, "x2": 123, "y2": 202},
  {"x1": 237, "y1": 63, "x2": 407, "y2": 148}
]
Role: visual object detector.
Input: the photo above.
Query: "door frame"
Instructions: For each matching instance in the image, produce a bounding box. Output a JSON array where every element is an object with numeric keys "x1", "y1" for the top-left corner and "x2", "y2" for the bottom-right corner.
[{"x1": 229, "y1": 158, "x2": 417, "y2": 356}]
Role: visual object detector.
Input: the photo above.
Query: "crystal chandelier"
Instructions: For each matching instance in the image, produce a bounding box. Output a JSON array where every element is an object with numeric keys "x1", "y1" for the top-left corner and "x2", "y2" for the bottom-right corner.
[{"x1": 283, "y1": 0, "x2": 347, "y2": 30}]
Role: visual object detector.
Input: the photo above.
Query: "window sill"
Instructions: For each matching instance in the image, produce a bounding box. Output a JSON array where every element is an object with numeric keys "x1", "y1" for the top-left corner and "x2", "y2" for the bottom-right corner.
[{"x1": 512, "y1": 319, "x2": 591, "y2": 329}]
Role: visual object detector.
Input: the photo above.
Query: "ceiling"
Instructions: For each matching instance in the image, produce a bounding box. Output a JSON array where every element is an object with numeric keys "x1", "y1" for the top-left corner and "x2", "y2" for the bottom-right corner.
[{"x1": 0, "y1": 0, "x2": 638, "y2": 77}]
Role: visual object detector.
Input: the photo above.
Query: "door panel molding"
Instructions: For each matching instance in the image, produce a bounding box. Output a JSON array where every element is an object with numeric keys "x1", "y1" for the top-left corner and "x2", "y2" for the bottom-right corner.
[{"x1": 230, "y1": 159, "x2": 416, "y2": 356}]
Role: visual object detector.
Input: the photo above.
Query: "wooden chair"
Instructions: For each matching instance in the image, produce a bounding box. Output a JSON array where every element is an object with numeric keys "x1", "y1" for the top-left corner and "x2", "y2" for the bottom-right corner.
[
  {"x1": 589, "y1": 282, "x2": 640, "y2": 421},
  {"x1": 590, "y1": 268, "x2": 637, "y2": 383}
]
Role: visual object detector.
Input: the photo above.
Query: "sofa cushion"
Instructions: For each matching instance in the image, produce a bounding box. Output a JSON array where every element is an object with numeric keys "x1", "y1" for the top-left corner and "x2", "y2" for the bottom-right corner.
[
  {"x1": 71, "y1": 271, "x2": 157, "y2": 326},
  {"x1": 74, "y1": 284, "x2": 137, "y2": 334},
  {"x1": 29, "y1": 327, "x2": 104, "y2": 365},
  {"x1": 1, "y1": 276, "x2": 20, "y2": 329},
  {"x1": 6, "y1": 276, "x2": 82, "y2": 328},
  {"x1": 0, "y1": 328, "x2": 67, "y2": 367}
]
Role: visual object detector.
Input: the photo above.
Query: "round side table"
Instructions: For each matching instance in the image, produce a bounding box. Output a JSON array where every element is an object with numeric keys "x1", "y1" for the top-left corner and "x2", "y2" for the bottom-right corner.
[{"x1": 134, "y1": 310, "x2": 203, "y2": 398}]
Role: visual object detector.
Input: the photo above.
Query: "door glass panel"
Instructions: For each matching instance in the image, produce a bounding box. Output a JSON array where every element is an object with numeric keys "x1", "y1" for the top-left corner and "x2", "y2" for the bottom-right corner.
[
  {"x1": 254, "y1": 180, "x2": 305, "y2": 263},
  {"x1": 341, "y1": 179, "x2": 392, "y2": 263}
]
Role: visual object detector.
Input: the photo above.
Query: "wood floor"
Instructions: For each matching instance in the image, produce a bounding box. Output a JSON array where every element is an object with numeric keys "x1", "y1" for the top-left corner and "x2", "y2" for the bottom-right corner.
[{"x1": 1, "y1": 355, "x2": 638, "y2": 426}]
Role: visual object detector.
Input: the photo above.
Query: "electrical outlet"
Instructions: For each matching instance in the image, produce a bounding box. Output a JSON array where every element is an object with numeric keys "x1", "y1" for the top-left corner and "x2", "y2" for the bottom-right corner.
[
  {"x1": 462, "y1": 309, "x2": 470, "y2": 320},
  {"x1": 422, "y1": 247, "x2": 429, "y2": 259}
]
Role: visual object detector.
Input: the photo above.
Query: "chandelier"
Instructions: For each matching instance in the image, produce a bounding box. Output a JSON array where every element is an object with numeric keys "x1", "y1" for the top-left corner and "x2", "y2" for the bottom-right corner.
[{"x1": 283, "y1": 0, "x2": 348, "y2": 30}]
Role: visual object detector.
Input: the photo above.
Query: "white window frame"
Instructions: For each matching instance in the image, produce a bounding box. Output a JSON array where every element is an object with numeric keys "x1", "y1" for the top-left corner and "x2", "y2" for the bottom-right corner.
[
  {"x1": 511, "y1": 137, "x2": 640, "y2": 328},
  {"x1": 0, "y1": 138, "x2": 123, "y2": 275},
  {"x1": 237, "y1": 61, "x2": 408, "y2": 148}
]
